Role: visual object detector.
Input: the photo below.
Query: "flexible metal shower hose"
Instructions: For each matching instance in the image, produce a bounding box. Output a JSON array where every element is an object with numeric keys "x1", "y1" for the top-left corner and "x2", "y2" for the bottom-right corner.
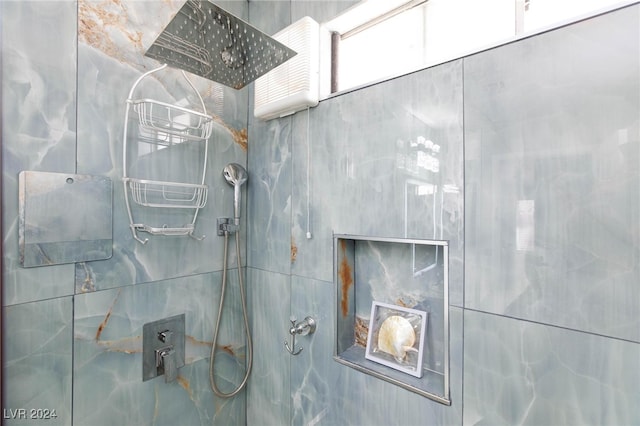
[{"x1": 209, "y1": 230, "x2": 253, "y2": 398}]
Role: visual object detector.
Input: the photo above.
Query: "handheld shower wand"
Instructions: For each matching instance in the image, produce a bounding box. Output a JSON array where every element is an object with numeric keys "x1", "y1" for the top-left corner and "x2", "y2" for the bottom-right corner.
[
  {"x1": 210, "y1": 163, "x2": 252, "y2": 399},
  {"x1": 223, "y1": 163, "x2": 248, "y2": 226}
]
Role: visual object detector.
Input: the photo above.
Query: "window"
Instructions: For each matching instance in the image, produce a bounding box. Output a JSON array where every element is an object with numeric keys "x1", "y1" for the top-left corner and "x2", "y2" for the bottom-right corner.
[
  {"x1": 522, "y1": 0, "x2": 627, "y2": 31},
  {"x1": 323, "y1": 0, "x2": 632, "y2": 95}
]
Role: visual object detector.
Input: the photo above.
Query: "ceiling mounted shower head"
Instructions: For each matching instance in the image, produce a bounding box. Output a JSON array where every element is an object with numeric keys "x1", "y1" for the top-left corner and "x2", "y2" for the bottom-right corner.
[{"x1": 145, "y1": 0, "x2": 297, "y2": 89}]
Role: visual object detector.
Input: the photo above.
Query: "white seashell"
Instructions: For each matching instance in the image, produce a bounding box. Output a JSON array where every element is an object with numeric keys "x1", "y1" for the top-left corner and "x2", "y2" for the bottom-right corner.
[{"x1": 377, "y1": 315, "x2": 417, "y2": 362}]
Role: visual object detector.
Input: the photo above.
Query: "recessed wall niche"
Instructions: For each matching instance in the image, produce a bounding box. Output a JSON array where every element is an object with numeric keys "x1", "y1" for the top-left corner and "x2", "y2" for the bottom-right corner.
[{"x1": 333, "y1": 234, "x2": 450, "y2": 405}]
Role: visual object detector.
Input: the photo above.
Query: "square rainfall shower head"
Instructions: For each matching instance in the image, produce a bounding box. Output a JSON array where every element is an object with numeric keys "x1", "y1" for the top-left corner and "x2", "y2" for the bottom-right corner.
[{"x1": 145, "y1": 0, "x2": 297, "y2": 89}]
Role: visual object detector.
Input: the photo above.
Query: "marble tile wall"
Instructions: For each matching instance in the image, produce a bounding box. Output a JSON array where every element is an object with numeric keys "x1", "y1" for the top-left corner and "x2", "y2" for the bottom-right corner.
[
  {"x1": 73, "y1": 273, "x2": 247, "y2": 426},
  {"x1": 464, "y1": 310, "x2": 640, "y2": 425},
  {"x1": 246, "y1": 268, "x2": 291, "y2": 426},
  {"x1": 247, "y1": 2, "x2": 639, "y2": 426},
  {"x1": 464, "y1": 3, "x2": 640, "y2": 344},
  {"x1": 2, "y1": 0, "x2": 78, "y2": 306},
  {"x1": 3, "y1": 1, "x2": 639, "y2": 426},
  {"x1": 247, "y1": 1, "x2": 464, "y2": 424},
  {"x1": 2, "y1": 2, "x2": 77, "y2": 424},
  {"x1": 3, "y1": 298, "x2": 73, "y2": 425},
  {"x1": 462, "y1": 5, "x2": 640, "y2": 424},
  {"x1": 3, "y1": 1, "x2": 251, "y2": 425}
]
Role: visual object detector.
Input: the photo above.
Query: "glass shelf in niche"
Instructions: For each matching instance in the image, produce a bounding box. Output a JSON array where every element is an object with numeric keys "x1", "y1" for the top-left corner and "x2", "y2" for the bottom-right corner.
[{"x1": 333, "y1": 234, "x2": 450, "y2": 405}]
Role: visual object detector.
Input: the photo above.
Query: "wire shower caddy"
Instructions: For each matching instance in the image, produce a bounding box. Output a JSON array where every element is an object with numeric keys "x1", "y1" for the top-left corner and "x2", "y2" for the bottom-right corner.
[{"x1": 122, "y1": 64, "x2": 213, "y2": 244}]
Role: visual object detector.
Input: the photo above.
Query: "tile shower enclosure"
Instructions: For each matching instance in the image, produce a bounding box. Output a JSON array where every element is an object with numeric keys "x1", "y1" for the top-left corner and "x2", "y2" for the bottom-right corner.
[{"x1": 2, "y1": 1, "x2": 639, "y2": 426}]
